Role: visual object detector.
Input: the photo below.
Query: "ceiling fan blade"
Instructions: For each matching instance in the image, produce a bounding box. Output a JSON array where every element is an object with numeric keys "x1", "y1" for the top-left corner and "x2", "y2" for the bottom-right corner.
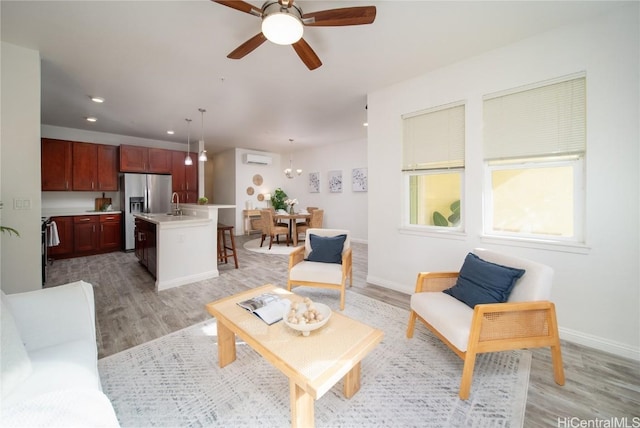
[
  {"x1": 302, "y1": 6, "x2": 376, "y2": 27},
  {"x1": 292, "y1": 38, "x2": 322, "y2": 70},
  {"x1": 227, "y1": 33, "x2": 267, "y2": 59},
  {"x1": 213, "y1": 0, "x2": 262, "y2": 17}
]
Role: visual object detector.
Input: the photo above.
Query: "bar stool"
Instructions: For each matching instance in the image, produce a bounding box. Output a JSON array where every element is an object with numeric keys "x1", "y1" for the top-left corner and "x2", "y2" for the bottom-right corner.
[{"x1": 217, "y1": 223, "x2": 238, "y2": 269}]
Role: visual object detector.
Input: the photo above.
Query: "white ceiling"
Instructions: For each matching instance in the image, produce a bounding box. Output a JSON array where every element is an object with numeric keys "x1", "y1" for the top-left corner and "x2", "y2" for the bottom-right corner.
[{"x1": 1, "y1": 1, "x2": 623, "y2": 154}]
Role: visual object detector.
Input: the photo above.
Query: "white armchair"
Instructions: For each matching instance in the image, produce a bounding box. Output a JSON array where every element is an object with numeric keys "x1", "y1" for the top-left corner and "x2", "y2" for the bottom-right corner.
[
  {"x1": 287, "y1": 228, "x2": 352, "y2": 310},
  {"x1": 406, "y1": 248, "x2": 565, "y2": 399}
]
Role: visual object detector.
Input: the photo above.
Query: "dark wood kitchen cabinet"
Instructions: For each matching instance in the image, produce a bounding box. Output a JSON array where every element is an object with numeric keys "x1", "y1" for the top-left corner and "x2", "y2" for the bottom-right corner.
[
  {"x1": 48, "y1": 216, "x2": 74, "y2": 257},
  {"x1": 134, "y1": 218, "x2": 157, "y2": 277},
  {"x1": 76, "y1": 142, "x2": 118, "y2": 191},
  {"x1": 72, "y1": 142, "x2": 98, "y2": 191},
  {"x1": 73, "y1": 215, "x2": 99, "y2": 253},
  {"x1": 41, "y1": 139, "x2": 72, "y2": 191},
  {"x1": 120, "y1": 145, "x2": 171, "y2": 174},
  {"x1": 49, "y1": 214, "x2": 122, "y2": 259},
  {"x1": 97, "y1": 144, "x2": 119, "y2": 190},
  {"x1": 42, "y1": 139, "x2": 118, "y2": 191},
  {"x1": 99, "y1": 214, "x2": 121, "y2": 251},
  {"x1": 171, "y1": 150, "x2": 198, "y2": 204}
]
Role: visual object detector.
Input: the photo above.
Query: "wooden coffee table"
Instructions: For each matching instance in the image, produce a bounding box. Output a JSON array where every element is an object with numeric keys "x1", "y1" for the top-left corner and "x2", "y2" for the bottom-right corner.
[{"x1": 205, "y1": 284, "x2": 384, "y2": 428}]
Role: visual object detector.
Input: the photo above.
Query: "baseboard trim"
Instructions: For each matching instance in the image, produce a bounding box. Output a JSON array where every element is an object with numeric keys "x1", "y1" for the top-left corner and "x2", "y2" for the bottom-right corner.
[
  {"x1": 366, "y1": 275, "x2": 412, "y2": 295},
  {"x1": 156, "y1": 270, "x2": 219, "y2": 292},
  {"x1": 367, "y1": 275, "x2": 640, "y2": 362},
  {"x1": 559, "y1": 327, "x2": 640, "y2": 361},
  {"x1": 351, "y1": 237, "x2": 368, "y2": 245}
]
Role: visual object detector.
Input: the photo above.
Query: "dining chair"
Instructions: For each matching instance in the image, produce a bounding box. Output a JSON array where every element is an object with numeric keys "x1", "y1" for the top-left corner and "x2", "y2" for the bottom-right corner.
[
  {"x1": 303, "y1": 207, "x2": 319, "y2": 226},
  {"x1": 268, "y1": 207, "x2": 288, "y2": 228},
  {"x1": 259, "y1": 210, "x2": 290, "y2": 249},
  {"x1": 296, "y1": 209, "x2": 324, "y2": 242}
]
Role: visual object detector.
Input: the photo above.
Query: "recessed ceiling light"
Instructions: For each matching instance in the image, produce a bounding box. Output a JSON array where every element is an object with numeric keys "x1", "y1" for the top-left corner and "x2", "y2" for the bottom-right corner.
[
  {"x1": 363, "y1": 122, "x2": 368, "y2": 127},
  {"x1": 86, "y1": 116, "x2": 97, "y2": 122},
  {"x1": 166, "y1": 130, "x2": 175, "y2": 135},
  {"x1": 90, "y1": 96, "x2": 104, "y2": 103}
]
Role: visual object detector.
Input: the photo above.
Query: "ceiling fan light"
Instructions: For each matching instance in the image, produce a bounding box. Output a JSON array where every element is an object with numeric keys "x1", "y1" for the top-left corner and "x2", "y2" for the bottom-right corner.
[{"x1": 262, "y1": 12, "x2": 303, "y2": 45}]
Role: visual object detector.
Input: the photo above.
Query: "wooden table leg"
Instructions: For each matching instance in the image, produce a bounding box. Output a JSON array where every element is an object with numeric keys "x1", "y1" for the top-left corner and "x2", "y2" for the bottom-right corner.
[
  {"x1": 292, "y1": 220, "x2": 298, "y2": 246},
  {"x1": 343, "y1": 361, "x2": 362, "y2": 398},
  {"x1": 216, "y1": 319, "x2": 236, "y2": 368},
  {"x1": 290, "y1": 379, "x2": 314, "y2": 428}
]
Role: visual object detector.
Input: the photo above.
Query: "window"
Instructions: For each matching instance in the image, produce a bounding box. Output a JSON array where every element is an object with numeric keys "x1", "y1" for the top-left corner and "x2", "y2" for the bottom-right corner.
[
  {"x1": 483, "y1": 75, "x2": 586, "y2": 242},
  {"x1": 402, "y1": 103, "x2": 465, "y2": 229}
]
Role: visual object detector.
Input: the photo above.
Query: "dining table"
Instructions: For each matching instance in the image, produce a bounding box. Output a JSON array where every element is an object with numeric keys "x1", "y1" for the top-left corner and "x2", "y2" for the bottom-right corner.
[{"x1": 275, "y1": 212, "x2": 311, "y2": 246}]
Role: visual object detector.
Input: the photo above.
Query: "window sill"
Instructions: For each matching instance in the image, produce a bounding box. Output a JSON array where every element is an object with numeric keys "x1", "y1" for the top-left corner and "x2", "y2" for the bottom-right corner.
[
  {"x1": 480, "y1": 234, "x2": 591, "y2": 254},
  {"x1": 399, "y1": 226, "x2": 467, "y2": 241}
]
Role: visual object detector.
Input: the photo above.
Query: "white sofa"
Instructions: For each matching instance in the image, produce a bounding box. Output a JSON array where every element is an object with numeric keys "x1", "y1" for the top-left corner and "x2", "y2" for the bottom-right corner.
[{"x1": 1, "y1": 281, "x2": 119, "y2": 427}]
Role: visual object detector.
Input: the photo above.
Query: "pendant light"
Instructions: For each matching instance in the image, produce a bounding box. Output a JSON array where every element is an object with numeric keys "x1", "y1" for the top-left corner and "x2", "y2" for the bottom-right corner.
[
  {"x1": 283, "y1": 138, "x2": 302, "y2": 179},
  {"x1": 184, "y1": 118, "x2": 193, "y2": 166},
  {"x1": 198, "y1": 108, "x2": 208, "y2": 162}
]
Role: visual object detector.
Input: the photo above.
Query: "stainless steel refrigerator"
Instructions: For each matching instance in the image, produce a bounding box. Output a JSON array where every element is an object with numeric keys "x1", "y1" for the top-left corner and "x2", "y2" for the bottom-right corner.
[{"x1": 121, "y1": 173, "x2": 172, "y2": 251}]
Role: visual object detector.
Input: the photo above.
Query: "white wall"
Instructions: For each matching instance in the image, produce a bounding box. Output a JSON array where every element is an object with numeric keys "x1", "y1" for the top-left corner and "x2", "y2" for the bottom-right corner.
[
  {"x1": 211, "y1": 148, "x2": 237, "y2": 226},
  {"x1": 211, "y1": 142, "x2": 368, "y2": 242},
  {"x1": 1, "y1": 42, "x2": 42, "y2": 293},
  {"x1": 276, "y1": 138, "x2": 368, "y2": 242},
  {"x1": 367, "y1": 5, "x2": 639, "y2": 359}
]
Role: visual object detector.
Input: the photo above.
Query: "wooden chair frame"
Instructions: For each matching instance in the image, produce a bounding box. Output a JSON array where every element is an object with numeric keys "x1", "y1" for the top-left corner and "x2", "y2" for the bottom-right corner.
[
  {"x1": 296, "y1": 209, "x2": 324, "y2": 241},
  {"x1": 259, "y1": 209, "x2": 290, "y2": 249},
  {"x1": 406, "y1": 271, "x2": 565, "y2": 400},
  {"x1": 287, "y1": 245, "x2": 352, "y2": 310}
]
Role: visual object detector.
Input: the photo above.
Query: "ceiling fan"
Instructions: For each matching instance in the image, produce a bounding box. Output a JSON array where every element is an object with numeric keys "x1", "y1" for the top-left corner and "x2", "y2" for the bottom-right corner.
[{"x1": 213, "y1": 0, "x2": 377, "y2": 70}]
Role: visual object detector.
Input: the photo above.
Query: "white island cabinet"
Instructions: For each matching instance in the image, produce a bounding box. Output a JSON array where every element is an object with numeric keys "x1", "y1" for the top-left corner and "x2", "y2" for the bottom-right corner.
[{"x1": 134, "y1": 204, "x2": 235, "y2": 292}]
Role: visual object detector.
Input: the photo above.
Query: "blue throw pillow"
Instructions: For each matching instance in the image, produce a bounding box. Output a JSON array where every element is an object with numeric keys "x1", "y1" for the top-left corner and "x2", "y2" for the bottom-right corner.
[
  {"x1": 443, "y1": 253, "x2": 525, "y2": 308},
  {"x1": 306, "y1": 234, "x2": 346, "y2": 264}
]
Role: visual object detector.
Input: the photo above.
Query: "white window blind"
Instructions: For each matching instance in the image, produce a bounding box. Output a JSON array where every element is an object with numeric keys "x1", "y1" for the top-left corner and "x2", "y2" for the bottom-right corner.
[
  {"x1": 483, "y1": 76, "x2": 586, "y2": 160},
  {"x1": 402, "y1": 103, "x2": 465, "y2": 170}
]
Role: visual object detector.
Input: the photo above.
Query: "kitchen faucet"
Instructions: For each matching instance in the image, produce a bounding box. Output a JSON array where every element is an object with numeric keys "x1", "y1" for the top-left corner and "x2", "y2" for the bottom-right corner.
[{"x1": 171, "y1": 192, "x2": 181, "y2": 216}]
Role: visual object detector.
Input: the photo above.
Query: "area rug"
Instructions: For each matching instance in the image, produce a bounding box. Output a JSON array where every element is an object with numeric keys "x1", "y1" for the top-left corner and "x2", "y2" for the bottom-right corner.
[
  {"x1": 99, "y1": 288, "x2": 530, "y2": 427},
  {"x1": 243, "y1": 238, "x2": 300, "y2": 255}
]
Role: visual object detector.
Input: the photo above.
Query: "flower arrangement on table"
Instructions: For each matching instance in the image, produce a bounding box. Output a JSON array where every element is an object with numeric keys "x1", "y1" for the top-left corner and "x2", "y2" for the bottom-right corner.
[{"x1": 284, "y1": 198, "x2": 298, "y2": 214}]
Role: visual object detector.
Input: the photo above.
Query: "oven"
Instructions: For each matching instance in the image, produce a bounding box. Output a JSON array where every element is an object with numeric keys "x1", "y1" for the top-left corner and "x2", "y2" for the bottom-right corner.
[{"x1": 41, "y1": 217, "x2": 50, "y2": 285}]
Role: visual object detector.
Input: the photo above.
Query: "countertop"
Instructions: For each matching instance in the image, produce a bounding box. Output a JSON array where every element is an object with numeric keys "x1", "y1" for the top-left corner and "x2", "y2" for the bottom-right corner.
[
  {"x1": 133, "y1": 213, "x2": 212, "y2": 226},
  {"x1": 43, "y1": 209, "x2": 122, "y2": 218}
]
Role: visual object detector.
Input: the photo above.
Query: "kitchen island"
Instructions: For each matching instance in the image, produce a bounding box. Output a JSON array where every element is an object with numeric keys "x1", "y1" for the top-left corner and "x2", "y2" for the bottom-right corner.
[{"x1": 134, "y1": 204, "x2": 234, "y2": 292}]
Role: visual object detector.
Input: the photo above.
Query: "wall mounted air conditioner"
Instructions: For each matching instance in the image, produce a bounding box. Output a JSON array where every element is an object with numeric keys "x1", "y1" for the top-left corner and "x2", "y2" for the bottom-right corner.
[{"x1": 243, "y1": 154, "x2": 272, "y2": 165}]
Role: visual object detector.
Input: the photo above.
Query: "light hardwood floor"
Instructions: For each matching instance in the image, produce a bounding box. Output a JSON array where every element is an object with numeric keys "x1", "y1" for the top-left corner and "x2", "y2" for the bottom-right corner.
[{"x1": 46, "y1": 234, "x2": 639, "y2": 427}]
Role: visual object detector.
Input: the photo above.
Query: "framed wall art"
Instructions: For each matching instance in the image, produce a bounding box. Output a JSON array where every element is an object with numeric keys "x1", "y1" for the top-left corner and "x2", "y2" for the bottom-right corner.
[
  {"x1": 352, "y1": 168, "x2": 368, "y2": 192},
  {"x1": 328, "y1": 170, "x2": 343, "y2": 193},
  {"x1": 308, "y1": 172, "x2": 320, "y2": 193}
]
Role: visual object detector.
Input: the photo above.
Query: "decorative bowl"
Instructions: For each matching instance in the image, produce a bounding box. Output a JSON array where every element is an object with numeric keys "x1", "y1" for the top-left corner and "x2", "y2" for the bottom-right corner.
[{"x1": 283, "y1": 302, "x2": 332, "y2": 336}]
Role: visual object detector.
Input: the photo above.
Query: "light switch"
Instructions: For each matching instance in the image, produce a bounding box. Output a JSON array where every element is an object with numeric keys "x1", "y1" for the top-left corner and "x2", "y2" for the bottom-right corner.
[{"x1": 13, "y1": 198, "x2": 32, "y2": 210}]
